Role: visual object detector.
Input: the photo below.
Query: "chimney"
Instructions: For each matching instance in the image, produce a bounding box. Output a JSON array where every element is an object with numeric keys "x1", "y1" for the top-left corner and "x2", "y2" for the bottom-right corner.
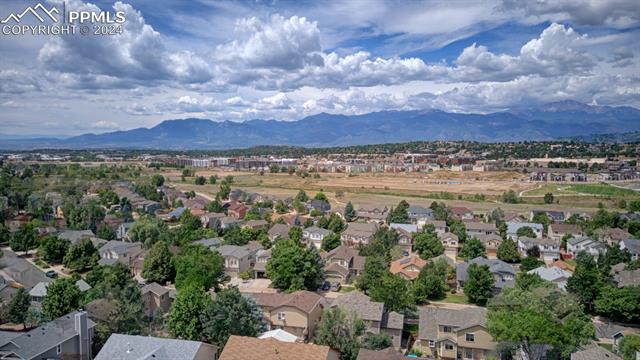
[{"x1": 74, "y1": 311, "x2": 89, "y2": 360}]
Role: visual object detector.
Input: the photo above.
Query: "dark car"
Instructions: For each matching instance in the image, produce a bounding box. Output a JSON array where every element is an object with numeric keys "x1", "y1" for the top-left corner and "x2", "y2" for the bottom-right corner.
[
  {"x1": 319, "y1": 281, "x2": 331, "y2": 291},
  {"x1": 330, "y1": 282, "x2": 341, "y2": 292},
  {"x1": 45, "y1": 270, "x2": 58, "y2": 279}
]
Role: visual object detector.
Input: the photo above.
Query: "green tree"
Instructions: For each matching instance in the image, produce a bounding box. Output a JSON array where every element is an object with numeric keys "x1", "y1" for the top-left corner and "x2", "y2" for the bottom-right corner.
[
  {"x1": 520, "y1": 256, "x2": 545, "y2": 272},
  {"x1": 369, "y1": 273, "x2": 414, "y2": 312},
  {"x1": 459, "y1": 237, "x2": 486, "y2": 260},
  {"x1": 63, "y1": 238, "x2": 98, "y2": 271},
  {"x1": 412, "y1": 231, "x2": 444, "y2": 259},
  {"x1": 314, "y1": 307, "x2": 365, "y2": 360},
  {"x1": 288, "y1": 226, "x2": 303, "y2": 242},
  {"x1": 496, "y1": 238, "x2": 520, "y2": 263},
  {"x1": 361, "y1": 332, "x2": 393, "y2": 351},
  {"x1": 327, "y1": 213, "x2": 346, "y2": 233},
  {"x1": 151, "y1": 174, "x2": 165, "y2": 187},
  {"x1": 142, "y1": 241, "x2": 175, "y2": 285},
  {"x1": 516, "y1": 226, "x2": 537, "y2": 238},
  {"x1": 41, "y1": 278, "x2": 83, "y2": 320},
  {"x1": 619, "y1": 334, "x2": 640, "y2": 360},
  {"x1": 567, "y1": 251, "x2": 602, "y2": 312},
  {"x1": 543, "y1": 192, "x2": 554, "y2": 204},
  {"x1": 389, "y1": 200, "x2": 410, "y2": 223},
  {"x1": 96, "y1": 224, "x2": 117, "y2": 241},
  {"x1": 173, "y1": 245, "x2": 226, "y2": 291},
  {"x1": 295, "y1": 190, "x2": 309, "y2": 203},
  {"x1": 217, "y1": 182, "x2": 231, "y2": 200},
  {"x1": 314, "y1": 192, "x2": 328, "y2": 201},
  {"x1": 321, "y1": 233, "x2": 341, "y2": 252},
  {"x1": 515, "y1": 272, "x2": 553, "y2": 291},
  {"x1": 200, "y1": 287, "x2": 265, "y2": 347},
  {"x1": 414, "y1": 259, "x2": 448, "y2": 303},
  {"x1": 8, "y1": 288, "x2": 30, "y2": 328},
  {"x1": 464, "y1": 263, "x2": 494, "y2": 305},
  {"x1": 38, "y1": 236, "x2": 70, "y2": 264},
  {"x1": 501, "y1": 190, "x2": 520, "y2": 204},
  {"x1": 167, "y1": 284, "x2": 212, "y2": 340},
  {"x1": 594, "y1": 285, "x2": 640, "y2": 323},
  {"x1": 194, "y1": 176, "x2": 206, "y2": 185},
  {"x1": 266, "y1": 238, "x2": 324, "y2": 292},
  {"x1": 344, "y1": 201, "x2": 356, "y2": 222},
  {"x1": 356, "y1": 256, "x2": 387, "y2": 294},
  {"x1": 127, "y1": 216, "x2": 168, "y2": 248},
  {"x1": 208, "y1": 175, "x2": 218, "y2": 184},
  {"x1": 10, "y1": 222, "x2": 38, "y2": 253},
  {"x1": 488, "y1": 287, "x2": 594, "y2": 359}
]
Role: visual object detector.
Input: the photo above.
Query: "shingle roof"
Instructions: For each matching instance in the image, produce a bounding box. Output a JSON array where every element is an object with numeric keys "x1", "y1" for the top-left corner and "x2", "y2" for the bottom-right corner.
[
  {"x1": 570, "y1": 345, "x2": 622, "y2": 360},
  {"x1": 324, "y1": 245, "x2": 358, "y2": 262},
  {"x1": 356, "y1": 347, "x2": 407, "y2": 360},
  {"x1": 507, "y1": 222, "x2": 543, "y2": 233},
  {"x1": 419, "y1": 306, "x2": 487, "y2": 340},
  {"x1": 390, "y1": 255, "x2": 427, "y2": 280},
  {"x1": 95, "y1": 334, "x2": 216, "y2": 360},
  {"x1": 390, "y1": 223, "x2": 418, "y2": 233},
  {"x1": 382, "y1": 311, "x2": 404, "y2": 330},
  {"x1": 142, "y1": 282, "x2": 169, "y2": 296},
  {"x1": 331, "y1": 292, "x2": 383, "y2": 322},
  {"x1": 268, "y1": 223, "x2": 291, "y2": 238},
  {"x1": 217, "y1": 245, "x2": 251, "y2": 259},
  {"x1": 613, "y1": 269, "x2": 640, "y2": 287},
  {"x1": 99, "y1": 240, "x2": 141, "y2": 255},
  {"x1": 342, "y1": 222, "x2": 378, "y2": 237},
  {"x1": 252, "y1": 291, "x2": 323, "y2": 314},
  {"x1": 456, "y1": 257, "x2": 516, "y2": 288},
  {"x1": 220, "y1": 336, "x2": 337, "y2": 360},
  {"x1": 549, "y1": 223, "x2": 582, "y2": 234}
]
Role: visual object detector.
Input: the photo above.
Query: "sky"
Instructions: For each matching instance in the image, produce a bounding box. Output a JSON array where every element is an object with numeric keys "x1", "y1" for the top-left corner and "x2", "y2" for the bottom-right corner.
[{"x1": 0, "y1": 0, "x2": 639, "y2": 137}]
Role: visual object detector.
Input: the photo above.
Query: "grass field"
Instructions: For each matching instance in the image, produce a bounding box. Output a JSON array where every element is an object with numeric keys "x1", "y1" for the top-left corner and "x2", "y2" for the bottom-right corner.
[
  {"x1": 441, "y1": 293, "x2": 469, "y2": 304},
  {"x1": 567, "y1": 184, "x2": 640, "y2": 197}
]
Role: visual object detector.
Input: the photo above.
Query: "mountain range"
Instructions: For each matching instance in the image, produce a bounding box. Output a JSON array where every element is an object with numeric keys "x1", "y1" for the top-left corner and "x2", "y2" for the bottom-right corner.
[{"x1": 2, "y1": 100, "x2": 639, "y2": 150}]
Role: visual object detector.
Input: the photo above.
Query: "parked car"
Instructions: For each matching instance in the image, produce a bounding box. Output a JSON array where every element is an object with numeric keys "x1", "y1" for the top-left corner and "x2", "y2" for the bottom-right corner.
[
  {"x1": 319, "y1": 281, "x2": 331, "y2": 291},
  {"x1": 330, "y1": 282, "x2": 341, "y2": 292},
  {"x1": 45, "y1": 270, "x2": 58, "y2": 279}
]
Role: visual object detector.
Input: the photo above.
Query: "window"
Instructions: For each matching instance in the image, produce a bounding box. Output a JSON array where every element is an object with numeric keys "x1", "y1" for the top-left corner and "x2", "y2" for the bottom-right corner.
[
  {"x1": 443, "y1": 326, "x2": 452, "y2": 333},
  {"x1": 428, "y1": 340, "x2": 435, "y2": 347},
  {"x1": 57, "y1": 344, "x2": 61, "y2": 354},
  {"x1": 464, "y1": 348, "x2": 473, "y2": 359},
  {"x1": 445, "y1": 344, "x2": 454, "y2": 350},
  {"x1": 277, "y1": 312, "x2": 286, "y2": 321},
  {"x1": 465, "y1": 333, "x2": 475, "y2": 342}
]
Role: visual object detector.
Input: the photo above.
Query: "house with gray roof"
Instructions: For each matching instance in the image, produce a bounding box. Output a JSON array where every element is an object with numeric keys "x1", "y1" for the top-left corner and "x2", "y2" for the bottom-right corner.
[
  {"x1": 528, "y1": 266, "x2": 571, "y2": 290},
  {"x1": 142, "y1": 282, "x2": 172, "y2": 319},
  {"x1": 116, "y1": 222, "x2": 135, "y2": 240},
  {"x1": 98, "y1": 240, "x2": 143, "y2": 267},
  {"x1": 95, "y1": 334, "x2": 217, "y2": 360},
  {"x1": 594, "y1": 321, "x2": 640, "y2": 351},
  {"x1": 456, "y1": 257, "x2": 516, "y2": 293},
  {"x1": 465, "y1": 222, "x2": 497, "y2": 238},
  {"x1": 570, "y1": 344, "x2": 621, "y2": 360},
  {"x1": 507, "y1": 222, "x2": 543, "y2": 239},
  {"x1": 417, "y1": 306, "x2": 496, "y2": 359},
  {"x1": 619, "y1": 238, "x2": 640, "y2": 261},
  {"x1": 57, "y1": 230, "x2": 95, "y2": 245},
  {"x1": 567, "y1": 236, "x2": 606, "y2": 258},
  {"x1": 216, "y1": 242, "x2": 263, "y2": 278},
  {"x1": 303, "y1": 226, "x2": 334, "y2": 249},
  {"x1": 29, "y1": 279, "x2": 92, "y2": 307},
  {"x1": 0, "y1": 311, "x2": 94, "y2": 360},
  {"x1": 340, "y1": 222, "x2": 378, "y2": 246},
  {"x1": 193, "y1": 237, "x2": 222, "y2": 250},
  {"x1": 268, "y1": 223, "x2": 291, "y2": 241},
  {"x1": 0, "y1": 249, "x2": 51, "y2": 303},
  {"x1": 253, "y1": 248, "x2": 272, "y2": 278},
  {"x1": 517, "y1": 237, "x2": 561, "y2": 262},
  {"x1": 407, "y1": 205, "x2": 433, "y2": 222}
]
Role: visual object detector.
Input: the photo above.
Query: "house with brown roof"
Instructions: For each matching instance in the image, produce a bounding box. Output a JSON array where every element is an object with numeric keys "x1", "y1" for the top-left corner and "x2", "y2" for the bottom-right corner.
[
  {"x1": 268, "y1": 223, "x2": 291, "y2": 241},
  {"x1": 417, "y1": 306, "x2": 496, "y2": 359},
  {"x1": 228, "y1": 202, "x2": 249, "y2": 219},
  {"x1": 476, "y1": 234, "x2": 503, "y2": 259},
  {"x1": 251, "y1": 291, "x2": 325, "y2": 341},
  {"x1": 595, "y1": 228, "x2": 633, "y2": 246},
  {"x1": 356, "y1": 348, "x2": 410, "y2": 360},
  {"x1": 331, "y1": 292, "x2": 404, "y2": 349},
  {"x1": 549, "y1": 223, "x2": 584, "y2": 241},
  {"x1": 355, "y1": 205, "x2": 389, "y2": 224},
  {"x1": 465, "y1": 222, "x2": 497, "y2": 238},
  {"x1": 390, "y1": 255, "x2": 427, "y2": 281},
  {"x1": 241, "y1": 219, "x2": 269, "y2": 230},
  {"x1": 418, "y1": 220, "x2": 447, "y2": 235},
  {"x1": 322, "y1": 245, "x2": 365, "y2": 284},
  {"x1": 220, "y1": 336, "x2": 339, "y2": 360},
  {"x1": 451, "y1": 207, "x2": 474, "y2": 220},
  {"x1": 340, "y1": 222, "x2": 379, "y2": 246}
]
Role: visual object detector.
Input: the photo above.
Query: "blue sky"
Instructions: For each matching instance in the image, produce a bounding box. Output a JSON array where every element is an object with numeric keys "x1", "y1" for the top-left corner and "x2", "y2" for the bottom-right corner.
[{"x1": 0, "y1": 0, "x2": 639, "y2": 136}]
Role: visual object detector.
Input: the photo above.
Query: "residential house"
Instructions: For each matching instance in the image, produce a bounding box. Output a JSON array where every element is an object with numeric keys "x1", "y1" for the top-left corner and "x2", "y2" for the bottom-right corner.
[
  {"x1": 116, "y1": 222, "x2": 135, "y2": 241},
  {"x1": 451, "y1": 207, "x2": 474, "y2": 220},
  {"x1": 0, "y1": 311, "x2": 94, "y2": 360},
  {"x1": 142, "y1": 282, "x2": 172, "y2": 319},
  {"x1": 528, "y1": 266, "x2": 572, "y2": 290},
  {"x1": 407, "y1": 205, "x2": 433, "y2": 223},
  {"x1": 456, "y1": 257, "x2": 516, "y2": 293},
  {"x1": 417, "y1": 306, "x2": 496, "y2": 359},
  {"x1": 193, "y1": 238, "x2": 222, "y2": 250},
  {"x1": 29, "y1": 279, "x2": 91, "y2": 307},
  {"x1": 306, "y1": 200, "x2": 331, "y2": 214},
  {"x1": 355, "y1": 206, "x2": 389, "y2": 224},
  {"x1": 258, "y1": 329, "x2": 298, "y2": 343},
  {"x1": 253, "y1": 249, "x2": 271, "y2": 278},
  {"x1": 228, "y1": 202, "x2": 249, "y2": 219},
  {"x1": 57, "y1": 229, "x2": 96, "y2": 245},
  {"x1": 322, "y1": 245, "x2": 365, "y2": 284},
  {"x1": 465, "y1": 222, "x2": 497, "y2": 238},
  {"x1": 218, "y1": 216, "x2": 243, "y2": 231},
  {"x1": 440, "y1": 232, "x2": 460, "y2": 261},
  {"x1": 200, "y1": 212, "x2": 225, "y2": 229},
  {"x1": 220, "y1": 336, "x2": 339, "y2": 360},
  {"x1": 251, "y1": 291, "x2": 325, "y2": 341},
  {"x1": 242, "y1": 220, "x2": 269, "y2": 230},
  {"x1": 340, "y1": 222, "x2": 379, "y2": 246},
  {"x1": 389, "y1": 223, "x2": 418, "y2": 251},
  {"x1": 517, "y1": 237, "x2": 561, "y2": 262},
  {"x1": 619, "y1": 238, "x2": 640, "y2": 260},
  {"x1": 612, "y1": 267, "x2": 640, "y2": 288},
  {"x1": 476, "y1": 234, "x2": 502, "y2": 259},
  {"x1": 98, "y1": 240, "x2": 144, "y2": 267},
  {"x1": 594, "y1": 321, "x2": 640, "y2": 351},
  {"x1": 216, "y1": 243, "x2": 262, "y2": 278},
  {"x1": 96, "y1": 334, "x2": 217, "y2": 360},
  {"x1": 566, "y1": 237, "x2": 606, "y2": 258},
  {"x1": 303, "y1": 226, "x2": 334, "y2": 249},
  {"x1": 356, "y1": 348, "x2": 408, "y2": 360},
  {"x1": 0, "y1": 249, "x2": 52, "y2": 303},
  {"x1": 418, "y1": 220, "x2": 447, "y2": 235},
  {"x1": 570, "y1": 345, "x2": 621, "y2": 360},
  {"x1": 531, "y1": 210, "x2": 566, "y2": 223},
  {"x1": 549, "y1": 223, "x2": 583, "y2": 242},
  {"x1": 268, "y1": 223, "x2": 291, "y2": 241},
  {"x1": 596, "y1": 228, "x2": 633, "y2": 246},
  {"x1": 507, "y1": 222, "x2": 543, "y2": 239},
  {"x1": 390, "y1": 255, "x2": 427, "y2": 281},
  {"x1": 330, "y1": 292, "x2": 404, "y2": 349}
]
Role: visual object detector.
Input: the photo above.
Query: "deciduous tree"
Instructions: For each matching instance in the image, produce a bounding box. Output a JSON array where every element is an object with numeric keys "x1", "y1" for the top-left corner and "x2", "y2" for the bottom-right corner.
[
  {"x1": 464, "y1": 263, "x2": 493, "y2": 305},
  {"x1": 42, "y1": 278, "x2": 83, "y2": 320},
  {"x1": 266, "y1": 239, "x2": 324, "y2": 292},
  {"x1": 168, "y1": 284, "x2": 212, "y2": 340},
  {"x1": 314, "y1": 307, "x2": 365, "y2": 360},
  {"x1": 142, "y1": 241, "x2": 175, "y2": 285}
]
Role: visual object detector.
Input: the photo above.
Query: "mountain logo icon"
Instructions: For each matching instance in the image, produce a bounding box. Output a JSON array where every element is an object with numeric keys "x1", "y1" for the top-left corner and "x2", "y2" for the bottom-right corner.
[{"x1": 1, "y1": 3, "x2": 60, "y2": 23}]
